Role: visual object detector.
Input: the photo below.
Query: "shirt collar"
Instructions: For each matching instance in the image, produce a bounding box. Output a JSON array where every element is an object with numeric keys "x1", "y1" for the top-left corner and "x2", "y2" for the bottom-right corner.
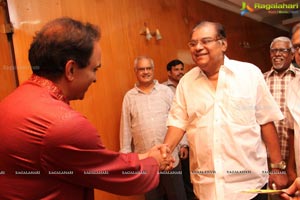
[
  {"x1": 265, "y1": 64, "x2": 297, "y2": 78},
  {"x1": 165, "y1": 79, "x2": 176, "y2": 88},
  {"x1": 134, "y1": 80, "x2": 159, "y2": 94},
  {"x1": 27, "y1": 74, "x2": 69, "y2": 104}
]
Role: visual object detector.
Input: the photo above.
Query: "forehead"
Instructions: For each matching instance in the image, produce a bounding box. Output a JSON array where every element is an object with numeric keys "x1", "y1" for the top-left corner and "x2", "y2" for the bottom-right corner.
[
  {"x1": 191, "y1": 24, "x2": 217, "y2": 39},
  {"x1": 172, "y1": 64, "x2": 183, "y2": 69},
  {"x1": 292, "y1": 29, "x2": 300, "y2": 43},
  {"x1": 136, "y1": 58, "x2": 151, "y2": 67}
]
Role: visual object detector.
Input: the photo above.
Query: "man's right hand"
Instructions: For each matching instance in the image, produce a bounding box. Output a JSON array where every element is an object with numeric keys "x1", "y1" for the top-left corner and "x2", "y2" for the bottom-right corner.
[{"x1": 147, "y1": 144, "x2": 174, "y2": 171}]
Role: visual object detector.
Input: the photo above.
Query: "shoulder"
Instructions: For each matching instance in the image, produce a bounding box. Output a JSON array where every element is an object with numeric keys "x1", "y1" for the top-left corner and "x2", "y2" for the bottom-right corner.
[
  {"x1": 180, "y1": 67, "x2": 200, "y2": 82},
  {"x1": 46, "y1": 111, "x2": 100, "y2": 148},
  {"x1": 263, "y1": 69, "x2": 272, "y2": 76},
  {"x1": 124, "y1": 87, "x2": 138, "y2": 97},
  {"x1": 156, "y1": 82, "x2": 174, "y2": 95},
  {"x1": 161, "y1": 81, "x2": 168, "y2": 85},
  {"x1": 292, "y1": 65, "x2": 300, "y2": 76},
  {"x1": 225, "y1": 57, "x2": 262, "y2": 75}
]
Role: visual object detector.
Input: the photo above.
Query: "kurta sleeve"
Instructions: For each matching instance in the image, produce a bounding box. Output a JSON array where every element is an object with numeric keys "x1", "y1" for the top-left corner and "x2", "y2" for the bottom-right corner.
[{"x1": 41, "y1": 112, "x2": 159, "y2": 195}]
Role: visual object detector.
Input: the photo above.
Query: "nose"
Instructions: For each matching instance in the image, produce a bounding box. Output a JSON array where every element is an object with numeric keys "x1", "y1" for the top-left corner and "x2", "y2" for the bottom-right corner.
[{"x1": 194, "y1": 42, "x2": 204, "y2": 50}]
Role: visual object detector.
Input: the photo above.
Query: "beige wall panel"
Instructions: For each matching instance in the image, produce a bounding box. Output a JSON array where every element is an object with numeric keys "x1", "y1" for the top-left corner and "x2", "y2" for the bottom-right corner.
[{"x1": 6, "y1": 0, "x2": 287, "y2": 199}]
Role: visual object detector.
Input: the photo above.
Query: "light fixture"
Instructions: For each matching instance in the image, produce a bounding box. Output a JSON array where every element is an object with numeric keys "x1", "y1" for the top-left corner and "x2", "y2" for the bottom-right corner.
[
  {"x1": 154, "y1": 29, "x2": 162, "y2": 40},
  {"x1": 145, "y1": 27, "x2": 152, "y2": 41},
  {"x1": 140, "y1": 23, "x2": 162, "y2": 41}
]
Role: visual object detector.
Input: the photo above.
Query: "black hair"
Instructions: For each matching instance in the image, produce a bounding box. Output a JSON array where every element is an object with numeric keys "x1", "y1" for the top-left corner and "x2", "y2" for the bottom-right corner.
[
  {"x1": 190, "y1": 21, "x2": 226, "y2": 39},
  {"x1": 166, "y1": 59, "x2": 184, "y2": 71},
  {"x1": 28, "y1": 17, "x2": 100, "y2": 80}
]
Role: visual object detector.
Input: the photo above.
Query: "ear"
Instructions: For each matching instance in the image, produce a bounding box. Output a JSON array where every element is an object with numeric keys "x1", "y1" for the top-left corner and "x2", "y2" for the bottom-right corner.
[
  {"x1": 290, "y1": 51, "x2": 295, "y2": 60},
  {"x1": 221, "y1": 39, "x2": 228, "y2": 53},
  {"x1": 65, "y1": 60, "x2": 76, "y2": 81},
  {"x1": 167, "y1": 70, "x2": 172, "y2": 77}
]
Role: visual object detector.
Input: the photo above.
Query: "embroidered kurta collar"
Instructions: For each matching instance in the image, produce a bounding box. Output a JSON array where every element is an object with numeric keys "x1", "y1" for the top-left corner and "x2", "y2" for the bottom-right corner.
[{"x1": 27, "y1": 74, "x2": 69, "y2": 104}]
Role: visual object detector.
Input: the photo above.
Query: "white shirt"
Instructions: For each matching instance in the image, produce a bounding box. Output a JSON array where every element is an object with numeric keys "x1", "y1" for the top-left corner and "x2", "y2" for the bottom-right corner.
[
  {"x1": 119, "y1": 80, "x2": 183, "y2": 167},
  {"x1": 167, "y1": 56, "x2": 283, "y2": 200},
  {"x1": 286, "y1": 76, "x2": 300, "y2": 176}
]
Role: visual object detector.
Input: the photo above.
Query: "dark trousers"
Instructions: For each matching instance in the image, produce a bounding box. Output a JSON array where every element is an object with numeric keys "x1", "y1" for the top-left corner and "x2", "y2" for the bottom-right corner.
[
  {"x1": 145, "y1": 164, "x2": 187, "y2": 200},
  {"x1": 181, "y1": 152, "x2": 197, "y2": 200},
  {"x1": 251, "y1": 184, "x2": 268, "y2": 200}
]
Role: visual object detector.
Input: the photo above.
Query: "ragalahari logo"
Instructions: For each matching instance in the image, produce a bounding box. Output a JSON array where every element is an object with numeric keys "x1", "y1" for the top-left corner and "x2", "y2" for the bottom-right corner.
[{"x1": 240, "y1": 2, "x2": 254, "y2": 15}]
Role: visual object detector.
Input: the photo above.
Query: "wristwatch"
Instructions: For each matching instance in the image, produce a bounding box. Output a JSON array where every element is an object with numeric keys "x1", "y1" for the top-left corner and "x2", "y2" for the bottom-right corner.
[{"x1": 270, "y1": 161, "x2": 286, "y2": 170}]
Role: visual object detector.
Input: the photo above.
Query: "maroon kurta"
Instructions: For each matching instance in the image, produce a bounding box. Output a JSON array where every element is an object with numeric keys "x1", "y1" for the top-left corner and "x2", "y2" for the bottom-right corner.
[{"x1": 0, "y1": 75, "x2": 159, "y2": 200}]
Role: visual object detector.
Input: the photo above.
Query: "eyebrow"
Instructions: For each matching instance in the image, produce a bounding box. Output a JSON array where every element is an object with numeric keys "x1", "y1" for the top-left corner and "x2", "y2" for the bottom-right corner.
[{"x1": 191, "y1": 36, "x2": 217, "y2": 40}]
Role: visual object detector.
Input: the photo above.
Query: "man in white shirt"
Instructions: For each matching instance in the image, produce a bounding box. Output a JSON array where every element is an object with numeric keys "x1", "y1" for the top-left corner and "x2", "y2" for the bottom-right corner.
[
  {"x1": 161, "y1": 21, "x2": 288, "y2": 200},
  {"x1": 120, "y1": 56, "x2": 187, "y2": 200},
  {"x1": 286, "y1": 22, "x2": 300, "y2": 183}
]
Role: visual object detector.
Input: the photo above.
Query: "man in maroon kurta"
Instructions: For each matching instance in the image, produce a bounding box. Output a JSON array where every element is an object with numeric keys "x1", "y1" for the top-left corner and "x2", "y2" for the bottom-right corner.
[{"x1": 0, "y1": 17, "x2": 165, "y2": 200}]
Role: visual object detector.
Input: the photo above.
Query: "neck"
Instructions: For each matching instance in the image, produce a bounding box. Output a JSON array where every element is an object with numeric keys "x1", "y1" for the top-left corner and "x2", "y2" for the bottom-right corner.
[
  {"x1": 202, "y1": 58, "x2": 223, "y2": 78},
  {"x1": 53, "y1": 78, "x2": 71, "y2": 101},
  {"x1": 169, "y1": 78, "x2": 179, "y2": 87},
  {"x1": 203, "y1": 65, "x2": 220, "y2": 79},
  {"x1": 137, "y1": 81, "x2": 155, "y2": 93},
  {"x1": 273, "y1": 65, "x2": 289, "y2": 75}
]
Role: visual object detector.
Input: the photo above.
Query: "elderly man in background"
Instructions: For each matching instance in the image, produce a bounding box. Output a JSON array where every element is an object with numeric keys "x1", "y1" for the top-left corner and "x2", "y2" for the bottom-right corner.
[
  {"x1": 120, "y1": 55, "x2": 187, "y2": 200},
  {"x1": 264, "y1": 36, "x2": 299, "y2": 200}
]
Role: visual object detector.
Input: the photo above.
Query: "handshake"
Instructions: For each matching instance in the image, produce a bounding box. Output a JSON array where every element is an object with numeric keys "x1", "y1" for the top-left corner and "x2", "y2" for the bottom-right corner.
[{"x1": 139, "y1": 144, "x2": 175, "y2": 171}]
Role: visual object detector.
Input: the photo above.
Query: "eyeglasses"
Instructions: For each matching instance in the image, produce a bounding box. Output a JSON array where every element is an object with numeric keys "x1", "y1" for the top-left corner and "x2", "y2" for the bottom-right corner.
[
  {"x1": 293, "y1": 44, "x2": 300, "y2": 51},
  {"x1": 188, "y1": 37, "x2": 222, "y2": 48},
  {"x1": 136, "y1": 66, "x2": 153, "y2": 72},
  {"x1": 270, "y1": 48, "x2": 291, "y2": 54}
]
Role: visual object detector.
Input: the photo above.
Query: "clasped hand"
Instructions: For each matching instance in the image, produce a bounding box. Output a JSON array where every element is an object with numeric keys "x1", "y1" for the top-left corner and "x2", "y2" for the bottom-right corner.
[{"x1": 147, "y1": 144, "x2": 175, "y2": 171}]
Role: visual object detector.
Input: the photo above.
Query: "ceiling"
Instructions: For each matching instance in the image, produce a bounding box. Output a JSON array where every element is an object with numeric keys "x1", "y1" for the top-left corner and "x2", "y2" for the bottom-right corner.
[{"x1": 201, "y1": 0, "x2": 300, "y2": 32}]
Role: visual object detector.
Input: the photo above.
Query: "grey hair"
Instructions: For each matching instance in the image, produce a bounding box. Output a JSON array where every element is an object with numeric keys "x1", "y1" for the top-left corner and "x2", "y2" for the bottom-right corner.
[
  {"x1": 270, "y1": 36, "x2": 294, "y2": 53},
  {"x1": 133, "y1": 55, "x2": 154, "y2": 70}
]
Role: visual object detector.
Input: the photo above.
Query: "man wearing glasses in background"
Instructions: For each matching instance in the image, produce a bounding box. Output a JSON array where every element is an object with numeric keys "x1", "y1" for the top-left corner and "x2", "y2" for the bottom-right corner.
[
  {"x1": 264, "y1": 36, "x2": 300, "y2": 200},
  {"x1": 160, "y1": 21, "x2": 288, "y2": 200},
  {"x1": 284, "y1": 23, "x2": 300, "y2": 200},
  {"x1": 120, "y1": 56, "x2": 187, "y2": 200},
  {"x1": 291, "y1": 23, "x2": 300, "y2": 68}
]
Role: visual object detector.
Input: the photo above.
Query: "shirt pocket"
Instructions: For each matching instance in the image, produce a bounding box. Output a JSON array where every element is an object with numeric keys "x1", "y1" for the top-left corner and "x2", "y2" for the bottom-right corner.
[{"x1": 225, "y1": 95, "x2": 256, "y2": 125}]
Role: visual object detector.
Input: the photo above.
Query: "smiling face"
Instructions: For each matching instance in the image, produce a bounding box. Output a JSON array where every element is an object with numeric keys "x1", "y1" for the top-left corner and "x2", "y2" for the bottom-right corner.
[
  {"x1": 168, "y1": 64, "x2": 184, "y2": 83},
  {"x1": 270, "y1": 40, "x2": 294, "y2": 72},
  {"x1": 189, "y1": 23, "x2": 227, "y2": 76},
  {"x1": 134, "y1": 57, "x2": 154, "y2": 86}
]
